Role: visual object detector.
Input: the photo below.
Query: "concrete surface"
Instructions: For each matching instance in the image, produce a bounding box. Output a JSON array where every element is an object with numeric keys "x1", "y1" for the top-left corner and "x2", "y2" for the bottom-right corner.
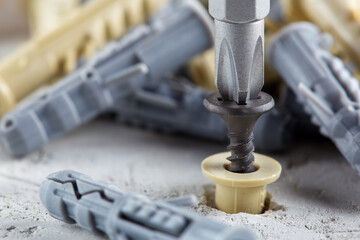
[{"x1": 1, "y1": 36, "x2": 360, "y2": 240}]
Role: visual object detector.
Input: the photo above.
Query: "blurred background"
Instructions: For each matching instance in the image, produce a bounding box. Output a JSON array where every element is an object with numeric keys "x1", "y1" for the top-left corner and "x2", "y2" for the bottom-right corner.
[
  {"x1": 0, "y1": 0, "x2": 28, "y2": 36},
  {"x1": 1, "y1": 1, "x2": 360, "y2": 239}
]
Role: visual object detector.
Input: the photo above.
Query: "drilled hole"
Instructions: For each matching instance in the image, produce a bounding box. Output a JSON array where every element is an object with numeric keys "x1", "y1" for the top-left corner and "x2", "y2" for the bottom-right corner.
[{"x1": 262, "y1": 192, "x2": 287, "y2": 214}]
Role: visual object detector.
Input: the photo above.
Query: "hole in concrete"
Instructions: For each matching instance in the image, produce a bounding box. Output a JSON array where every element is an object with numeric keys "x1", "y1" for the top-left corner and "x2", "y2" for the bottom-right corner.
[
  {"x1": 217, "y1": 97, "x2": 223, "y2": 102},
  {"x1": 262, "y1": 192, "x2": 272, "y2": 213},
  {"x1": 262, "y1": 192, "x2": 287, "y2": 213},
  {"x1": 203, "y1": 184, "x2": 215, "y2": 208}
]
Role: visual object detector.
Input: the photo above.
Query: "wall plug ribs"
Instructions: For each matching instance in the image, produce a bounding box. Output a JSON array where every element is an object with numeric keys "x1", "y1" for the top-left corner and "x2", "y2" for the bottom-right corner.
[
  {"x1": 0, "y1": 0, "x2": 215, "y2": 158},
  {"x1": 268, "y1": 22, "x2": 360, "y2": 174},
  {"x1": 40, "y1": 170, "x2": 255, "y2": 240}
]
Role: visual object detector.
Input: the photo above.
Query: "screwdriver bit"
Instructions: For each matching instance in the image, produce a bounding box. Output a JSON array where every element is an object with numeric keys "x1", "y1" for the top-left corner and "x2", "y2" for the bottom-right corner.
[
  {"x1": 40, "y1": 170, "x2": 256, "y2": 240},
  {"x1": 209, "y1": 0, "x2": 270, "y2": 104}
]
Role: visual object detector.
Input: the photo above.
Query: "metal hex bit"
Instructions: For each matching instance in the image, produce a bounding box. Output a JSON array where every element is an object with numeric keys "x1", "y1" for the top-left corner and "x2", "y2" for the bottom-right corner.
[{"x1": 209, "y1": 0, "x2": 270, "y2": 104}]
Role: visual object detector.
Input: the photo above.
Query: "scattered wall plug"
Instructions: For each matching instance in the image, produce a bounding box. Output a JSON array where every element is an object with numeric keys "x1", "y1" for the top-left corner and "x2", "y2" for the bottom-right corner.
[
  {"x1": 114, "y1": 76, "x2": 227, "y2": 141},
  {"x1": 23, "y1": 0, "x2": 86, "y2": 36},
  {"x1": 253, "y1": 108, "x2": 294, "y2": 152},
  {"x1": 0, "y1": 0, "x2": 168, "y2": 116},
  {"x1": 187, "y1": 49, "x2": 216, "y2": 90},
  {"x1": 279, "y1": 0, "x2": 360, "y2": 74},
  {"x1": 0, "y1": 0, "x2": 214, "y2": 158},
  {"x1": 40, "y1": 170, "x2": 256, "y2": 240},
  {"x1": 268, "y1": 22, "x2": 360, "y2": 174},
  {"x1": 253, "y1": 87, "x2": 315, "y2": 152}
]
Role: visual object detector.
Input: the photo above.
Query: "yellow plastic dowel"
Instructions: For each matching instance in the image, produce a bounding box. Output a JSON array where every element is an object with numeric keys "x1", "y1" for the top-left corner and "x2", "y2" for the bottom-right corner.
[{"x1": 202, "y1": 152, "x2": 281, "y2": 214}]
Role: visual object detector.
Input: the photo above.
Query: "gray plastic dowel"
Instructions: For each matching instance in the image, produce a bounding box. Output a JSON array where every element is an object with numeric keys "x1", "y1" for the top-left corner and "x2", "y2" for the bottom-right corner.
[
  {"x1": 40, "y1": 170, "x2": 256, "y2": 240},
  {"x1": 0, "y1": 0, "x2": 215, "y2": 158},
  {"x1": 268, "y1": 22, "x2": 360, "y2": 174},
  {"x1": 253, "y1": 108, "x2": 294, "y2": 152},
  {"x1": 253, "y1": 87, "x2": 308, "y2": 152},
  {"x1": 113, "y1": 76, "x2": 227, "y2": 141}
]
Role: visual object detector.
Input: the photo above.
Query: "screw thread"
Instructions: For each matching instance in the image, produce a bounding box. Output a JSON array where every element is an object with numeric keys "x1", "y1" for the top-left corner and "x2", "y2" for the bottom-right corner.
[{"x1": 227, "y1": 133, "x2": 255, "y2": 173}]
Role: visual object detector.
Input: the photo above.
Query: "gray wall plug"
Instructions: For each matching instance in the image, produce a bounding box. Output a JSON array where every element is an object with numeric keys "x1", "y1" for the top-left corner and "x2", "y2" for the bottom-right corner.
[
  {"x1": 268, "y1": 22, "x2": 360, "y2": 174},
  {"x1": 113, "y1": 76, "x2": 228, "y2": 141},
  {"x1": 40, "y1": 170, "x2": 256, "y2": 240},
  {"x1": 0, "y1": 0, "x2": 215, "y2": 158}
]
